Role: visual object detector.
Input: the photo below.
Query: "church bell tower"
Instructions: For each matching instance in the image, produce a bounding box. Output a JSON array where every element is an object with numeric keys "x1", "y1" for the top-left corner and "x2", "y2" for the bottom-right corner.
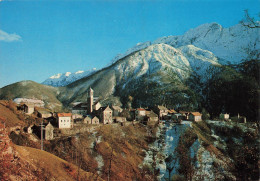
[{"x1": 88, "y1": 87, "x2": 94, "y2": 113}]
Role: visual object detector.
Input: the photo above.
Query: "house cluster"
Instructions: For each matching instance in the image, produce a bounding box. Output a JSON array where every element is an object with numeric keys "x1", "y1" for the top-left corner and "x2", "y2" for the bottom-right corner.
[{"x1": 15, "y1": 88, "x2": 205, "y2": 141}]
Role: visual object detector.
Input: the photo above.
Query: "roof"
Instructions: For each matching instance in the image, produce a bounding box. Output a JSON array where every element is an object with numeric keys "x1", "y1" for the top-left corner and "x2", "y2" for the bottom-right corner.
[
  {"x1": 23, "y1": 103, "x2": 34, "y2": 108},
  {"x1": 73, "y1": 103, "x2": 88, "y2": 109},
  {"x1": 112, "y1": 105, "x2": 122, "y2": 111},
  {"x1": 191, "y1": 112, "x2": 202, "y2": 116},
  {"x1": 57, "y1": 113, "x2": 72, "y2": 117},
  {"x1": 38, "y1": 110, "x2": 52, "y2": 114},
  {"x1": 157, "y1": 105, "x2": 168, "y2": 110},
  {"x1": 136, "y1": 108, "x2": 146, "y2": 111},
  {"x1": 99, "y1": 106, "x2": 112, "y2": 112},
  {"x1": 168, "y1": 109, "x2": 177, "y2": 114},
  {"x1": 94, "y1": 101, "x2": 101, "y2": 106}
]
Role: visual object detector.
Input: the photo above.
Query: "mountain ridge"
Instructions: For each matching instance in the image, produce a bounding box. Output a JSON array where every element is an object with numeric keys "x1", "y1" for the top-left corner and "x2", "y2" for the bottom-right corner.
[{"x1": 42, "y1": 22, "x2": 259, "y2": 87}]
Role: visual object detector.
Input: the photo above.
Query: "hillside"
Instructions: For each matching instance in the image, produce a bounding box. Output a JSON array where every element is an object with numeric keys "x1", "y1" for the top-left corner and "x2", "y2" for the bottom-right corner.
[
  {"x1": 0, "y1": 100, "x2": 25, "y2": 127},
  {"x1": 14, "y1": 145, "x2": 103, "y2": 181},
  {"x1": 0, "y1": 81, "x2": 63, "y2": 111}
]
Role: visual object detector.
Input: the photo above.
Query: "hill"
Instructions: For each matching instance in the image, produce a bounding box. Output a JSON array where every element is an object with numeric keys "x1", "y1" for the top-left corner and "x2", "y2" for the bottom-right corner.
[{"x1": 0, "y1": 81, "x2": 64, "y2": 111}]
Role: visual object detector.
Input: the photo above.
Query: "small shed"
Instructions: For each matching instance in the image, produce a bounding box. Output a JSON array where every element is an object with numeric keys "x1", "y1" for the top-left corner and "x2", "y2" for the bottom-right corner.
[{"x1": 188, "y1": 112, "x2": 202, "y2": 122}]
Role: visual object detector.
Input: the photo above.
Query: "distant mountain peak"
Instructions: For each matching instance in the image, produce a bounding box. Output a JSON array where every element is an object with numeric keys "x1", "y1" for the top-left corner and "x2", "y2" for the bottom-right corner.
[{"x1": 42, "y1": 68, "x2": 97, "y2": 87}]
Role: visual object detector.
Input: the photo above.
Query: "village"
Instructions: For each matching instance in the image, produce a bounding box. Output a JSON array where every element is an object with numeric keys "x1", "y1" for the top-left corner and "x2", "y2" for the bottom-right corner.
[{"x1": 13, "y1": 87, "x2": 246, "y2": 141}]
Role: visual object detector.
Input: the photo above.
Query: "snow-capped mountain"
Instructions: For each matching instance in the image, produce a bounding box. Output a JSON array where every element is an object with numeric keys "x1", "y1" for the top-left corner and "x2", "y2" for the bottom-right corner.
[
  {"x1": 154, "y1": 23, "x2": 259, "y2": 64},
  {"x1": 57, "y1": 43, "x2": 220, "y2": 106},
  {"x1": 43, "y1": 23, "x2": 259, "y2": 88},
  {"x1": 42, "y1": 68, "x2": 97, "y2": 87},
  {"x1": 111, "y1": 23, "x2": 259, "y2": 65}
]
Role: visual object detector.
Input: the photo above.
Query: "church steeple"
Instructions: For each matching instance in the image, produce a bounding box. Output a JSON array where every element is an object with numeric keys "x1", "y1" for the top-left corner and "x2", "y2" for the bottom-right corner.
[{"x1": 88, "y1": 87, "x2": 94, "y2": 113}]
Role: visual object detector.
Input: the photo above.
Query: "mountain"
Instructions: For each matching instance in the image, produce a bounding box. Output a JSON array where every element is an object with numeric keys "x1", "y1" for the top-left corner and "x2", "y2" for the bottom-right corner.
[
  {"x1": 43, "y1": 23, "x2": 259, "y2": 88},
  {"x1": 57, "y1": 43, "x2": 220, "y2": 109},
  {"x1": 154, "y1": 23, "x2": 259, "y2": 64},
  {"x1": 42, "y1": 68, "x2": 97, "y2": 87},
  {"x1": 0, "y1": 23, "x2": 259, "y2": 112}
]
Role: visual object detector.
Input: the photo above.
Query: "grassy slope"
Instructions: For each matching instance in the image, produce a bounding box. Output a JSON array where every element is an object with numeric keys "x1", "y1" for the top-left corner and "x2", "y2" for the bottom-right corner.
[
  {"x1": 0, "y1": 101, "x2": 25, "y2": 127},
  {"x1": 14, "y1": 145, "x2": 103, "y2": 181}
]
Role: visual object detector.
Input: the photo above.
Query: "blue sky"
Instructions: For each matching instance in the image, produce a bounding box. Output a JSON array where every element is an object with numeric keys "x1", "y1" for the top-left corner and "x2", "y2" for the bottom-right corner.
[{"x1": 0, "y1": 0, "x2": 259, "y2": 88}]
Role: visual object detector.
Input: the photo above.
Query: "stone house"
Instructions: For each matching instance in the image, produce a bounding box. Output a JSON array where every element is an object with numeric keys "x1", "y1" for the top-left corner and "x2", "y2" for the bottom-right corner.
[
  {"x1": 38, "y1": 110, "x2": 52, "y2": 119},
  {"x1": 154, "y1": 105, "x2": 168, "y2": 119},
  {"x1": 72, "y1": 103, "x2": 88, "y2": 116},
  {"x1": 93, "y1": 102, "x2": 101, "y2": 111},
  {"x1": 22, "y1": 103, "x2": 35, "y2": 114},
  {"x1": 45, "y1": 122, "x2": 54, "y2": 140},
  {"x1": 111, "y1": 105, "x2": 123, "y2": 117},
  {"x1": 91, "y1": 116, "x2": 100, "y2": 124},
  {"x1": 188, "y1": 112, "x2": 202, "y2": 122},
  {"x1": 220, "y1": 113, "x2": 230, "y2": 121},
  {"x1": 135, "y1": 108, "x2": 146, "y2": 121},
  {"x1": 84, "y1": 116, "x2": 99, "y2": 124},
  {"x1": 84, "y1": 116, "x2": 92, "y2": 124},
  {"x1": 72, "y1": 114, "x2": 83, "y2": 120},
  {"x1": 97, "y1": 106, "x2": 113, "y2": 124},
  {"x1": 57, "y1": 113, "x2": 72, "y2": 129},
  {"x1": 179, "y1": 111, "x2": 190, "y2": 120}
]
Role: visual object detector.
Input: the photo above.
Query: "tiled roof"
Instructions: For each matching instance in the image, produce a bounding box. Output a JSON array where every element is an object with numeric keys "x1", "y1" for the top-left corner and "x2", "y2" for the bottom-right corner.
[
  {"x1": 191, "y1": 112, "x2": 202, "y2": 116},
  {"x1": 168, "y1": 109, "x2": 177, "y2": 114},
  {"x1": 137, "y1": 108, "x2": 146, "y2": 111},
  {"x1": 57, "y1": 113, "x2": 72, "y2": 117}
]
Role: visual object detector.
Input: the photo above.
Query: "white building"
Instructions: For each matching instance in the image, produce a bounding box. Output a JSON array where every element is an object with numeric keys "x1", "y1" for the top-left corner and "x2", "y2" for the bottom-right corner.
[
  {"x1": 57, "y1": 113, "x2": 72, "y2": 129},
  {"x1": 14, "y1": 98, "x2": 44, "y2": 107}
]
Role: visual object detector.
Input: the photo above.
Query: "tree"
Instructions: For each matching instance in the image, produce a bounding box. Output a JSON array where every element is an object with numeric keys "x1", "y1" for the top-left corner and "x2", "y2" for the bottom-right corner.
[{"x1": 240, "y1": 9, "x2": 260, "y2": 28}]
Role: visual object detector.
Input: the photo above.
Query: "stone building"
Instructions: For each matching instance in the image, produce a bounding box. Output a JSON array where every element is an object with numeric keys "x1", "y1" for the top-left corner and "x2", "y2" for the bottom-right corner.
[
  {"x1": 111, "y1": 105, "x2": 123, "y2": 117},
  {"x1": 135, "y1": 108, "x2": 146, "y2": 121},
  {"x1": 84, "y1": 116, "x2": 99, "y2": 124},
  {"x1": 45, "y1": 122, "x2": 54, "y2": 140},
  {"x1": 97, "y1": 106, "x2": 113, "y2": 124},
  {"x1": 154, "y1": 105, "x2": 168, "y2": 119},
  {"x1": 38, "y1": 110, "x2": 52, "y2": 118},
  {"x1": 22, "y1": 103, "x2": 35, "y2": 114}
]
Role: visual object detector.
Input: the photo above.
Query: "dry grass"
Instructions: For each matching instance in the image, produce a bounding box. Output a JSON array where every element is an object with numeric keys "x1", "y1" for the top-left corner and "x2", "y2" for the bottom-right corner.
[
  {"x1": 14, "y1": 145, "x2": 103, "y2": 181},
  {"x1": 95, "y1": 123, "x2": 151, "y2": 181},
  {"x1": 0, "y1": 100, "x2": 25, "y2": 127}
]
